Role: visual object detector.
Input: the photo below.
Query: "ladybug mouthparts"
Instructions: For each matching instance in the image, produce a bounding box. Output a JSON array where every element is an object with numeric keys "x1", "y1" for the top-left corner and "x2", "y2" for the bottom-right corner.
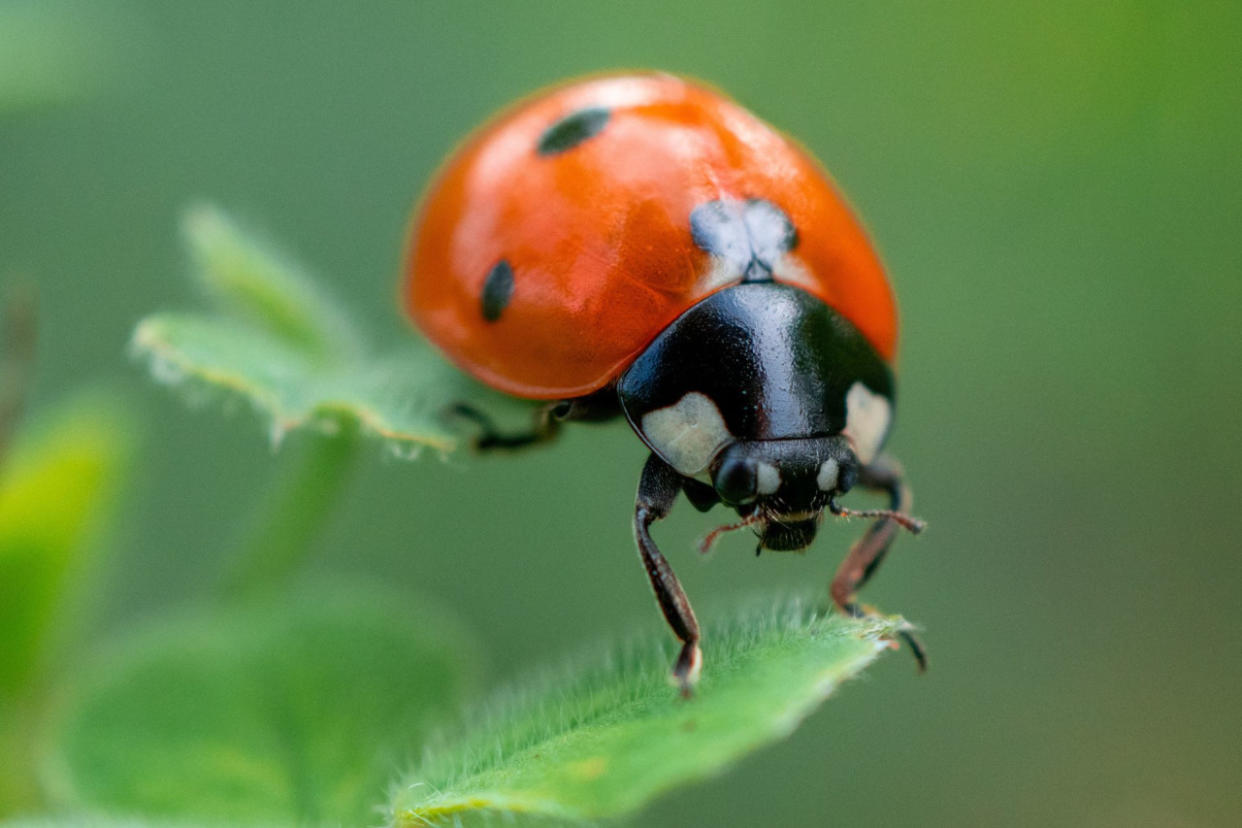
[
  {"x1": 696, "y1": 504, "x2": 825, "y2": 556},
  {"x1": 758, "y1": 515, "x2": 822, "y2": 551}
]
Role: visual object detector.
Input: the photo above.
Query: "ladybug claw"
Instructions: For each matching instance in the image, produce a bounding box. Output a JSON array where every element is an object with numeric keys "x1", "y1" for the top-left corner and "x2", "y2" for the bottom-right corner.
[
  {"x1": 673, "y1": 641, "x2": 702, "y2": 698},
  {"x1": 897, "y1": 627, "x2": 929, "y2": 673}
]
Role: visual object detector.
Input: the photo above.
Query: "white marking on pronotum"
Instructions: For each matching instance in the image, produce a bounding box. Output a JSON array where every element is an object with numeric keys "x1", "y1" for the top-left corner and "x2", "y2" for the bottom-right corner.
[
  {"x1": 844, "y1": 382, "x2": 892, "y2": 466},
  {"x1": 756, "y1": 461, "x2": 781, "y2": 495},
  {"x1": 816, "y1": 457, "x2": 840, "y2": 491},
  {"x1": 640, "y1": 391, "x2": 734, "y2": 475}
]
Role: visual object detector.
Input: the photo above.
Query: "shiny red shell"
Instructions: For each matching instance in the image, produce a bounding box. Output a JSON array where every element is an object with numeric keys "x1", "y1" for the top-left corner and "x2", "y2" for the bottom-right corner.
[{"x1": 404, "y1": 73, "x2": 897, "y2": 400}]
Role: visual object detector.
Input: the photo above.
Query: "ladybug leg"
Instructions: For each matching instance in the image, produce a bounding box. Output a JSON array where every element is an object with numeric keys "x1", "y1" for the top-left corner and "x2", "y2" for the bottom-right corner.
[
  {"x1": 635, "y1": 453, "x2": 702, "y2": 697},
  {"x1": 681, "y1": 477, "x2": 720, "y2": 513},
  {"x1": 450, "y1": 388, "x2": 620, "y2": 452},
  {"x1": 828, "y1": 455, "x2": 928, "y2": 671},
  {"x1": 448, "y1": 401, "x2": 562, "y2": 451}
]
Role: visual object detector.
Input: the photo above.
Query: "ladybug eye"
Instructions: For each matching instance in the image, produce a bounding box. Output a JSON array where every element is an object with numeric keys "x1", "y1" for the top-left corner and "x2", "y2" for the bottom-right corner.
[
  {"x1": 714, "y1": 457, "x2": 758, "y2": 505},
  {"x1": 836, "y1": 461, "x2": 859, "y2": 494}
]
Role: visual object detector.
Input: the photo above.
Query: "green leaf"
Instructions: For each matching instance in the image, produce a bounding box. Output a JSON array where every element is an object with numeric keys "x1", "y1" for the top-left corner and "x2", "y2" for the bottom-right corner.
[
  {"x1": 389, "y1": 599, "x2": 904, "y2": 825},
  {"x1": 0, "y1": 393, "x2": 132, "y2": 699},
  {"x1": 1, "y1": 817, "x2": 263, "y2": 828},
  {"x1": 43, "y1": 582, "x2": 477, "y2": 827},
  {"x1": 0, "y1": 393, "x2": 133, "y2": 815},
  {"x1": 132, "y1": 205, "x2": 537, "y2": 457},
  {"x1": 181, "y1": 205, "x2": 360, "y2": 362}
]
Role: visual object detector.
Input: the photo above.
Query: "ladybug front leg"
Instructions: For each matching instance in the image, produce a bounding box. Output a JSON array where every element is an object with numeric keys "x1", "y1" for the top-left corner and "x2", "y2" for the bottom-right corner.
[
  {"x1": 635, "y1": 453, "x2": 702, "y2": 696},
  {"x1": 828, "y1": 455, "x2": 928, "y2": 671}
]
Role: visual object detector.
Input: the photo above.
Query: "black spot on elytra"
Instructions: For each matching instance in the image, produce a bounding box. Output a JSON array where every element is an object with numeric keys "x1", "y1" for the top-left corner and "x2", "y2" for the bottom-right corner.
[
  {"x1": 481, "y1": 260, "x2": 514, "y2": 322},
  {"x1": 689, "y1": 198, "x2": 798, "y2": 282},
  {"x1": 537, "y1": 107, "x2": 611, "y2": 156}
]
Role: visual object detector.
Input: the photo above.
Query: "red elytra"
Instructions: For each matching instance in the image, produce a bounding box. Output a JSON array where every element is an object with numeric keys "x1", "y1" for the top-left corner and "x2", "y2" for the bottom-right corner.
[{"x1": 403, "y1": 72, "x2": 896, "y2": 400}]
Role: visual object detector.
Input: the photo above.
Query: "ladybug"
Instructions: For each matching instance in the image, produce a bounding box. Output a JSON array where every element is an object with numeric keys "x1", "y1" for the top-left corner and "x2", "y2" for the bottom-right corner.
[{"x1": 404, "y1": 72, "x2": 924, "y2": 694}]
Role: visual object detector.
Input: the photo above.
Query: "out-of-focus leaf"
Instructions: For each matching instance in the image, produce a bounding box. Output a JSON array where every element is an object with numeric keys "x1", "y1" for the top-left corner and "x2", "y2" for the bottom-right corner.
[
  {"x1": 0, "y1": 393, "x2": 133, "y2": 815},
  {"x1": 0, "y1": 393, "x2": 132, "y2": 700},
  {"x1": 389, "y1": 599, "x2": 904, "y2": 826},
  {"x1": 181, "y1": 205, "x2": 360, "y2": 362},
  {"x1": 0, "y1": 816, "x2": 265, "y2": 828},
  {"x1": 132, "y1": 205, "x2": 537, "y2": 457},
  {"x1": 43, "y1": 582, "x2": 477, "y2": 827}
]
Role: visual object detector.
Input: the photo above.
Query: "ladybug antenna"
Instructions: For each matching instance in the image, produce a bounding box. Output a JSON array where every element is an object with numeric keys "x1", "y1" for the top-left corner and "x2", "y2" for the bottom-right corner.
[
  {"x1": 828, "y1": 498, "x2": 926, "y2": 535},
  {"x1": 697, "y1": 512, "x2": 764, "y2": 556}
]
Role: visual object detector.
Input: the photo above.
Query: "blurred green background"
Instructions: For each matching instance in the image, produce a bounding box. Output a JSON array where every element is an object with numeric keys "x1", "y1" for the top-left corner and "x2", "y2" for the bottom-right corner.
[{"x1": 4, "y1": 1, "x2": 1241, "y2": 825}]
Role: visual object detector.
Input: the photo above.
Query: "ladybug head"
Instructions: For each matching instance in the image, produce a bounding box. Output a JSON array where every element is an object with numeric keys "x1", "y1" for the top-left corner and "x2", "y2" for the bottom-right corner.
[
  {"x1": 707, "y1": 435, "x2": 858, "y2": 551},
  {"x1": 617, "y1": 281, "x2": 906, "y2": 554}
]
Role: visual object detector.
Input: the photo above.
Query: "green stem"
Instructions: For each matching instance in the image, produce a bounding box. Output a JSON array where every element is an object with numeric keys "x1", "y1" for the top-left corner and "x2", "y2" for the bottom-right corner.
[{"x1": 222, "y1": 418, "x2": 360, "y2": 598}]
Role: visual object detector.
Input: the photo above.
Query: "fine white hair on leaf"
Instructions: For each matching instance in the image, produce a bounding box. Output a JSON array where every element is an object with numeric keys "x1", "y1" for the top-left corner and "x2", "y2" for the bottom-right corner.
[
  {"x1": 146, "y1": 353, "x2": 187, "y2": 386},
  {"x1": 267, "y1": 419, "x2": 289, "y2": 450}
]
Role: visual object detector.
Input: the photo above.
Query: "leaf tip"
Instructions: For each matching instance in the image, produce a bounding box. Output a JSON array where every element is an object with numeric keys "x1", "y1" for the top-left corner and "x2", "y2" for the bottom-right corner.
[{"x1": 179, "y1": 199, "x2": 227, "y2": 246}]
